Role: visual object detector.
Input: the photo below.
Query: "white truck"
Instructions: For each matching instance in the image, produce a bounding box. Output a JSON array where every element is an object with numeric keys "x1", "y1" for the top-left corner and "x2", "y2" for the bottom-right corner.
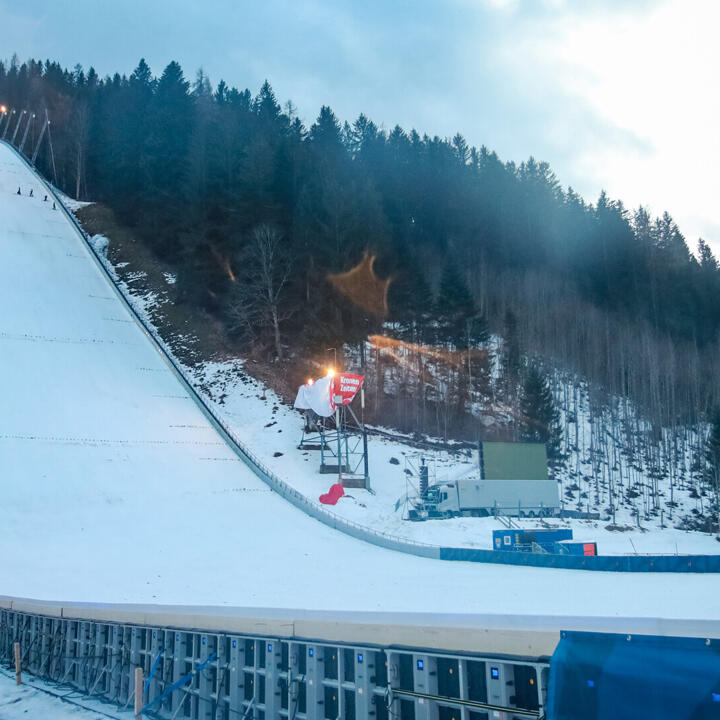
[
  {"x1": 425, "y1": 477, "x2": 560, "y2": 517},
  {"x1": 411, "y1": 442, "x2": 560, "y2": 519}
]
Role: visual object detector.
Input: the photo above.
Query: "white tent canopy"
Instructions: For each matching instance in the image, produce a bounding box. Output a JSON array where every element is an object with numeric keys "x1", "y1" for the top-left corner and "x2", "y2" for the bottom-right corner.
[{"x1": 294, "y1": 375, "x2": 334, "y2": 417}]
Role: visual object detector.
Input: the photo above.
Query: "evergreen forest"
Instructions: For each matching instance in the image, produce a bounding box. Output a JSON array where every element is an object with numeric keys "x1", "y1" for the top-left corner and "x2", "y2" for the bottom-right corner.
[{"x1": 3, "y1": 55, "x2": 720, "y2": 522}]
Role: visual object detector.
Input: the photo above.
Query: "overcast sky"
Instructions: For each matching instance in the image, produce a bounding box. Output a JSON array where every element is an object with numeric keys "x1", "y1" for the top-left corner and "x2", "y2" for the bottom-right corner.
[{"x1": 2, "y1": 0, "x2": 718, "y2": 253}]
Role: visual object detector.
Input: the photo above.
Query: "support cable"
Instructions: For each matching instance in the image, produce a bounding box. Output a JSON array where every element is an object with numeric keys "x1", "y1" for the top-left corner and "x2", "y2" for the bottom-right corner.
[
  {"x1": 18, "y1": 111, "x2": 34, "y2": 155},
  {"x1": 10, "y1": 109, "x2": 25, "y2": 145},
  {"x1": 0, "y1": 109, "x2": 13, "y2": 140},
  {"x1": 143, "y1": 647, "x2": 164, "y2": 695}
]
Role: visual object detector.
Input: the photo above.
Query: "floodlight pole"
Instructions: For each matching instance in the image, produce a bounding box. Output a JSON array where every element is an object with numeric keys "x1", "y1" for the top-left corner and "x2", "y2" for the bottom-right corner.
[
  {"x1": 361, "y1": 387, "x2": 370, "y2": 492},
  {"x1": 335, "y1": 403, "x2": 342, "y2": 484},
  {"x1": 327, "y1": 347, "x2": 337, "y2": 370},
  {"x1": 10, "y1": 109, "x2": 26, "y2": 145},
  {"x1": 18, "y1": 112, "x2": 35, "y2": 155},
  {"x1": 31, "y1": 113, "x2": 50, "y2": 166},
  {"x1": 1, "y1": 109, "x2": 14, "y2": 140}
]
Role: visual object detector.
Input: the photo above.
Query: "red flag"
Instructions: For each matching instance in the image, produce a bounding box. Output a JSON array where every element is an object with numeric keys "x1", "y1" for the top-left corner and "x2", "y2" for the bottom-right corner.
[{"x1": 332, "y1": 373, "x2": 364, "y2": 407}]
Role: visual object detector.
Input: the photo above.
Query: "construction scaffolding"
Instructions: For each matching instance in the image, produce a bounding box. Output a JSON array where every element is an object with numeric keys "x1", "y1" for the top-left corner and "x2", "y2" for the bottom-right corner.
[{"x1": 296, "y1": 374, "x2": 370, "y2": 490}]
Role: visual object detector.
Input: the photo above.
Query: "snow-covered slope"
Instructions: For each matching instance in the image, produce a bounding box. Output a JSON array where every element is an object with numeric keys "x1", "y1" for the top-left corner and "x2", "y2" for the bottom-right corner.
[
  {"x1": 1, "y1": 141, "x2": 719, "y2": 624},
  {"x1": 84, "y1": 238, "x2": 720, "y2": 557},
  {"x1": 0, "y1": 669, "x2": 131, "y2": 720},
  {"x1": 186, "y1": 360, "x2": 720, "y2": 556}
]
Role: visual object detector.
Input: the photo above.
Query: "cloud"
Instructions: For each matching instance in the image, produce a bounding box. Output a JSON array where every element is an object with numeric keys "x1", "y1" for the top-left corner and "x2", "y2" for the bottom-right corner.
[
  {"x1": 535, "y1": 0, "x2": 720, "y2": 247},
  {"x1": 446, "y1": 0, "x2": 720, "y2": 250}
]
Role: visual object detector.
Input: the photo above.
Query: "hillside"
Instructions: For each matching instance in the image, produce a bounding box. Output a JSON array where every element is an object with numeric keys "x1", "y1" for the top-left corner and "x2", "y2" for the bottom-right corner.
[
  {"x1": 76, "y1": 199, "x2": 719, "y2": 555},
  {"x1": 7, "y1": 136, "x2": 720, "y2": 633},
  {"x1": 2, "y1": 55, "x2": 720, "y2": 540}
]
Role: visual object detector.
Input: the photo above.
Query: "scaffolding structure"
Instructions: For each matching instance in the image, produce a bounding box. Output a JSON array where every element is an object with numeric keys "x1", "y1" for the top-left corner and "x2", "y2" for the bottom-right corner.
[
  {"x1": 399, "y1": 454, "x2": 438, "y2": 519},
  {"x1": 298, "y1": 393, "x2": 370, "y2": 490},
  {"x1": 0, "y1": 606, "x2": 548, "y2": 720},
  {"x1": 0, "y1": 107, "x2": 55, "y2": 180}
]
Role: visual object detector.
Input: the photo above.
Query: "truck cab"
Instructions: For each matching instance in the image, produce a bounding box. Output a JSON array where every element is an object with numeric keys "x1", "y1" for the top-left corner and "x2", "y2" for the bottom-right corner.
[{"x1": 428, "y1": 482, "x2": 460, "y2": 517}]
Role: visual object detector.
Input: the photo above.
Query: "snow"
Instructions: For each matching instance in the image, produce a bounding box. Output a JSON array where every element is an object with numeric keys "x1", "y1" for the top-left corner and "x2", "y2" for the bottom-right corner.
[
  {"x1": 69, "y1": 247, "x2": 718, "y2": 558},
  {"x1": 188, "y1": 361, "x2": 720, "y2": 556},
  {"x1": 0, "y1": 669, "x2": 130, "y2": 719},
  {"x1": 55, "y1": 190, "x2": 92, "y2": 213},
  {"x1": 1, "y1": 141, "x2": 720, "y2": 626}
]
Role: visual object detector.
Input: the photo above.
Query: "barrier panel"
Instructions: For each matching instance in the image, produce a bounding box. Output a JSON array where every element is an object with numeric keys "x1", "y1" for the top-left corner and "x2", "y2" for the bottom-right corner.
[
  {"x1": 547, "y1": 630, "x2": 720, "y2": 720},
  {"x1": 439, "y1": 547, "x2": 720, "y2": 572}
]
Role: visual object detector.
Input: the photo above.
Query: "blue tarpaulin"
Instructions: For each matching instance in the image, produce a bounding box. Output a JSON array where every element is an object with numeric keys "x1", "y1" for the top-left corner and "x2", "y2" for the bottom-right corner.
[{"x1": 547, "y1": 631, "x2": 720, "y2": 720}]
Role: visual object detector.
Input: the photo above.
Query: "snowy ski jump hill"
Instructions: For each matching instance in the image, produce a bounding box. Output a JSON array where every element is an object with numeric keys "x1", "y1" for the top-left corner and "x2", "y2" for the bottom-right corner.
[{"x1": 1, "y1": 139, "x2": 719, "y2": 640}]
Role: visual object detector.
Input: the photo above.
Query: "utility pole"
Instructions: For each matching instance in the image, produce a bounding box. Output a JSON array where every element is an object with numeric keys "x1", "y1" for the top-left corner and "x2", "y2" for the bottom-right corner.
[
  {"x1": 327, "y1": 347, "x2": 337, "y2": 371},
  {"x1": 134, "y1": 666, "x2": 144, "y2": 719},
  {"x1": 361, "y1": 385, "x2": 370, "y2": 492}
]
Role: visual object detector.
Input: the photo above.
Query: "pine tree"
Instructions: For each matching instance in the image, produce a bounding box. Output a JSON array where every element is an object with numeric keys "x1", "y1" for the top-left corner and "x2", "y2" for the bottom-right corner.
[
  {"x1": 703, "y1": 409, "x2": 720, "y2": 535},
  {"x1": 388, "y1": 257, "x2": 433, "y2": 344},
  {"x1": 520, "y1": 366, "x2": 562, "y2": 468},
  {"x1": 696, "y1": 239, "x2": 720, "y2": 343},
  {"x1": 467, "y1": 313, "x2": 489, "y2": 347},
  {"x1": 309, "y1": 105, "x2": 343, "y2": 151},
  {"x1": 698, "y1": 238, "x2": 719, "y2": 273},
  {"x1": 253, "y1": 80, "x2": 281, "y2": 125},
  {"x1": 503, "y1": 309, "x2": 520, "y2": 382},
  {"x1": 435, "y1": 260, "x2": 476, "y2": 349},
  {"x1": 130, "y1": 58, "x2": 153, "y2": 87},
  {"x1": 146, "y1": 61, "x2": 193, "y2": 203}
]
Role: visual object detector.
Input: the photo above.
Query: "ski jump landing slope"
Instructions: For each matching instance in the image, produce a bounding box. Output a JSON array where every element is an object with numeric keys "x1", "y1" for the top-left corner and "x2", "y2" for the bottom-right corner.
[{"x1": 0, "y1": 141, "x2": 719, "y2": 635}]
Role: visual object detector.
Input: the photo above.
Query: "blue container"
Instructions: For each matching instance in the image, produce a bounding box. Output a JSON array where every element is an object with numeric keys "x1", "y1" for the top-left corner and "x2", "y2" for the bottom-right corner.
[{"x1": 493, "y1": 528, "x2": 573, "y2": 551}]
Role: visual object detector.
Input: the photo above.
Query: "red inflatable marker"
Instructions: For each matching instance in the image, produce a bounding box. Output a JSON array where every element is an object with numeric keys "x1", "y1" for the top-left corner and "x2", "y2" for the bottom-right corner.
[{"x1": 319, "y1": 483, "x2": 344, "y2": 505}]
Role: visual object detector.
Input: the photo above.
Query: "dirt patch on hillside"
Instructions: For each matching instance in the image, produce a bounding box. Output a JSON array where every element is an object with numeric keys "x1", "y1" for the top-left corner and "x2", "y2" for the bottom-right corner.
[
  {"x1": 75, "y1": 204, "x2": 236, "y2": 366},
  {"x1": 73, "y1": 204, "x2": 310, "y2": 403}
]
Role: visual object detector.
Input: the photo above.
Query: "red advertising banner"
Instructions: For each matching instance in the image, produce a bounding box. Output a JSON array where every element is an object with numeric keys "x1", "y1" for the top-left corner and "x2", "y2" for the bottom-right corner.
[{"x1": 332, "y1": 373, "x2": 364, "y2": 406}]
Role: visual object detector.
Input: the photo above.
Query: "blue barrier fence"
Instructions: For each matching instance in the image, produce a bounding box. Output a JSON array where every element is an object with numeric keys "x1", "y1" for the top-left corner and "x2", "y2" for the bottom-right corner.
[{"x1": 440, "y1": 547, "x2": 720, "y2": 572}]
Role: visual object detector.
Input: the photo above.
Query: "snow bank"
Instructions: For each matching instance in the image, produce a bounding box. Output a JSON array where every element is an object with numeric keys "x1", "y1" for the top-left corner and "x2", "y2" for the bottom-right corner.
[{"x1": 0, "y1": 669, "x2": 130, "y2": 720}]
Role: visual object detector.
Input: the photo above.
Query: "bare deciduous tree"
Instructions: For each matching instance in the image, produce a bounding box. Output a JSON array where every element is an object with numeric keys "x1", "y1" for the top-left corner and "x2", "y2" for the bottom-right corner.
[{"x1": 229, "y1": 224, "x2": 293, "y2": 360}]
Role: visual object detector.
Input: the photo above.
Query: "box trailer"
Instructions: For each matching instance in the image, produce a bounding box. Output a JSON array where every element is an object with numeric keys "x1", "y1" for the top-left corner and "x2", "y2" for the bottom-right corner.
[
  {"x1": 427, "y1": 477, "x2": 561, "y2": 517},
  {"x1": 421, "y1": 442, "x2": 561, "y2": 518}
]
